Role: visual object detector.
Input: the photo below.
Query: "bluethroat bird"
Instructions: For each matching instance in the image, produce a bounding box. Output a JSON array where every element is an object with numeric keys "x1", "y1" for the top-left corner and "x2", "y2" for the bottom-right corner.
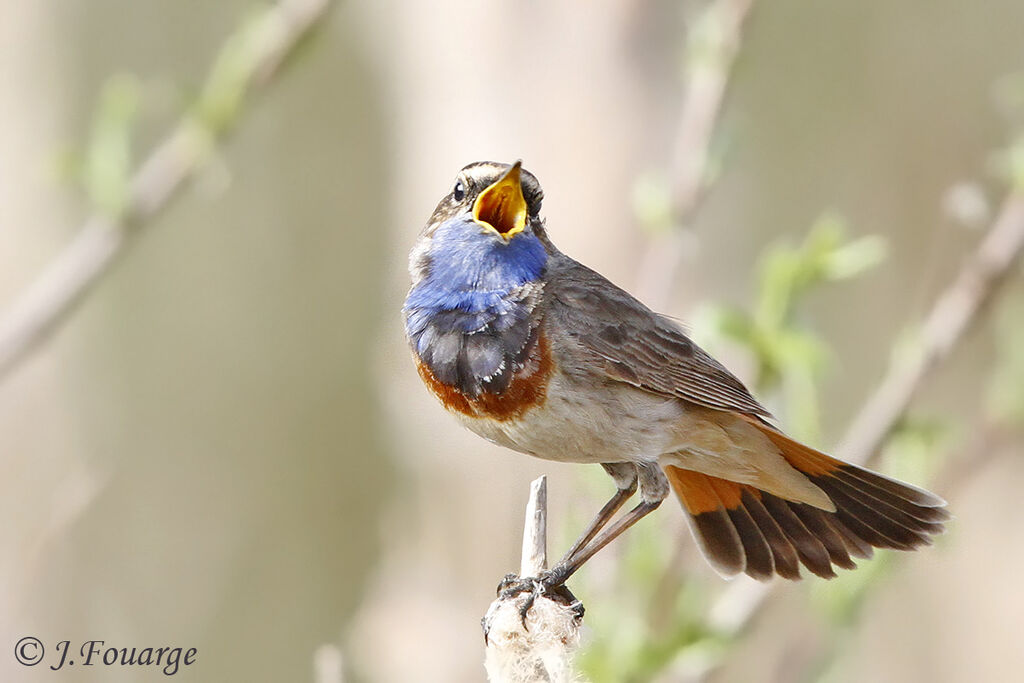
[{"x1": 404, "y1": 160, "x2": 948, "y2": 591}]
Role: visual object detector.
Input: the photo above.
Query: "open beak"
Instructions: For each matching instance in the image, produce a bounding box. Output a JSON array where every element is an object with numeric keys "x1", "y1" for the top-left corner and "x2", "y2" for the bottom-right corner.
[{"x1": 473, "y1": 160, "x2": 527, "y2": 240}]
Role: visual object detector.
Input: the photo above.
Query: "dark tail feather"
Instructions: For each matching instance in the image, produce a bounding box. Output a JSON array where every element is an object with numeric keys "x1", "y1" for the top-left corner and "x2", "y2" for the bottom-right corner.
[
  {"x1": 664, "y1": 430, "x2": 949, "y2": 581},
  {"x1": 741, "y1": 488, "x2": 802, "y2": 579}
]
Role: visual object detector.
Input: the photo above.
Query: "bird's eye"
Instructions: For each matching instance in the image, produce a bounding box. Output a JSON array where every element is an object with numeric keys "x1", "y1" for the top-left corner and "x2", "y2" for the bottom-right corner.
[{"x1": 452, "y1": 180, "x2": 466, "y2": 202}]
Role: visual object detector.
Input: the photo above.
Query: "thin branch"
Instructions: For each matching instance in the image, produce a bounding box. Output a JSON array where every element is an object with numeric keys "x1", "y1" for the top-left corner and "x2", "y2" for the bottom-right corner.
[
  {"x1": 636, "y1": 0, "x2": 756, "y2": 309},
  {"x1": 0, "y1": 0, "x2": 330, "y2": 383},
  {"x1": 702, "y1": 189, "x2": 1024, "y2": 669},
  {"x1": 836, "y1": 192, "x2": 1024, "y2": 466},
  {"x1": 669, "y1": 0, "x2": 755, "y2": 220},
  {"x1": 483, "y1": 476, "x2": 582, "y2": 683},
  {"x1": 520, "y1": 475, "x2": 549, "y2": 578}
]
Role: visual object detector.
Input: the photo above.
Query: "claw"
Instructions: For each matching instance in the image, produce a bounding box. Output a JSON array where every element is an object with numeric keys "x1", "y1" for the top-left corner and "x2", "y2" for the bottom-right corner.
[
  {"x1": 496, "y1": 572, "x2": 522, "y2": 596},
  {"x1": 517, "y1": 587, "x2": 538, "y2": 630},
  {"x1": 495, "y1": 575, "x2": 540, "y2": 629},
  {"x1": 492, "y1": 568, "x2": 585, "y2": 630}
]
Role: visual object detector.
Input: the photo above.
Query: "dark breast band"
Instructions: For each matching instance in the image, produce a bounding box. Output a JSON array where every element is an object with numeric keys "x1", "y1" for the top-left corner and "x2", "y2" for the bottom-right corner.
[{"x1": 414, "y1": 331, "x2": 553, "y2": 422}]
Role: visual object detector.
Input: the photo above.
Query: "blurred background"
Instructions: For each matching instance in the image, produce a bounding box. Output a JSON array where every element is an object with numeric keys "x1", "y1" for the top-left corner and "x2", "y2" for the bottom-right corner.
[{"x1": 2, "y1": 0, "x2": 1023, "y2": 681}]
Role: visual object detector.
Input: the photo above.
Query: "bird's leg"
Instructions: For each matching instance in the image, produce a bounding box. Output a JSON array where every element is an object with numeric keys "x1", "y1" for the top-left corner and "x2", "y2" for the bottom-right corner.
[
  {"x1": 495, "y1": 464, "x2": 666, "y2": 623},
  {"x1": 494, "y1": 463, "x2": 639, "y2": 626},
  {"x1": 495, "y1": 493, "x2": 661, "y2": 628},
  {"x1": 545, "y1": 463, "x2": 669, "y2": 587},
  {"x1": 559, "y1": 463, "x2": 638, "y2": 563}
]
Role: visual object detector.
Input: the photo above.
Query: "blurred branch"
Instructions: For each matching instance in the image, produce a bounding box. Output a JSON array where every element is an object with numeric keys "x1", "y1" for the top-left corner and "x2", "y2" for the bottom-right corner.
[
  {"x1": 702, "y1": 188, "x2": 1024, "y2": 674},
  {"x1": 636, "y1": 0, "x2": 756, "y2": 308},
  {"x1": 0, "y1": 0, "x2": 330, "y2": 383},
  {"x1": 790, "y1": 418, "x2": 1014, "y2": 683},
  {"x1": 836, "y1": 192, "x2": 1024, "y2": 465},
  {"x1": 483, "y1": 476, "x2": 582, "y2": 683},
  {"x1": 669, "y1": 0, "x2": 754, "y2": 220}
]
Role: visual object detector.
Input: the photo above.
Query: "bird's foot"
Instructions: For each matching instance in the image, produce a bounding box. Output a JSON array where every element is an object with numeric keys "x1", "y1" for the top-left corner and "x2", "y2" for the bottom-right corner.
[{"x1": 495, "y1": 567, "x2": 583, "y2": 629}]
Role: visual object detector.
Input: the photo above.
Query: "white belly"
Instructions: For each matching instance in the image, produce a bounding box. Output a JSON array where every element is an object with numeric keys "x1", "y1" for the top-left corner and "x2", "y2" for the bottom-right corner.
[{"x1": 456, "y1": 370, "x2": 684, "y2": 465}]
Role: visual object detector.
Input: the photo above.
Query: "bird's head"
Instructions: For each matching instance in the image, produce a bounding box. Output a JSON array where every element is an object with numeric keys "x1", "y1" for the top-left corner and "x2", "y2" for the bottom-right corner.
[
  {"x1": 425, "y1": 160, "x2": 545, "y2": 241},
  {"x1": 409, "y1": 161, "x2": 548, "y2": 288}
]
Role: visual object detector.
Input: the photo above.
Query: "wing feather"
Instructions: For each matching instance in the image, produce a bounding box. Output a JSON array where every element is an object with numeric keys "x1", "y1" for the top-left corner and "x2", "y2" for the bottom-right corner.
[{"x1": 546, "y1": 256, "x2": 770, "y2": 416}]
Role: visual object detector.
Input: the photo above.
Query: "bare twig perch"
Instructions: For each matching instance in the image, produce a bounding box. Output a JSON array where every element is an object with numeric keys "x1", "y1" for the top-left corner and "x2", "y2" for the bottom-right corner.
[
  {"x1": 483, "y1": 476, "x2": 583, "y2": 683},
  {"x1": 0, "y1": 0, "x2": 329, "y2": 383}
]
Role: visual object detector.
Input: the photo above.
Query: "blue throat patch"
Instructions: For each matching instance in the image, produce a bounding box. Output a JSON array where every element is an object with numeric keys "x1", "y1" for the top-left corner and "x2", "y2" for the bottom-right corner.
[
  {"x1": 404, "y1": 217, "x2": 547, "y2": 395},
  {"x1": 404, "y1": 217, "x2": 547, "y2": 339}
]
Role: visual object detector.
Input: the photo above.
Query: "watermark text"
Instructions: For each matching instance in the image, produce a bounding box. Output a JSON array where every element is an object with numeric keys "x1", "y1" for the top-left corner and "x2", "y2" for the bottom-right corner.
[{"x1": 15, "y1": 637, "x2": 197, "y2": 676}]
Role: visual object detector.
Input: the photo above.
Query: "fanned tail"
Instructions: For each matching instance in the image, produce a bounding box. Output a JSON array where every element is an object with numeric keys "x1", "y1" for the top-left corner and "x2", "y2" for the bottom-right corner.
[{"x1": 665, "y1": 421, "x2": 949, "y2": 580}]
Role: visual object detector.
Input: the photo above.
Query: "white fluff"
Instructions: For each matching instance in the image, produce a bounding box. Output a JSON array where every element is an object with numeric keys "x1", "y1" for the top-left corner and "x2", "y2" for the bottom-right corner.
[{"x1": 483, "y1": 593, "x2": 582, "y2": 683}]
